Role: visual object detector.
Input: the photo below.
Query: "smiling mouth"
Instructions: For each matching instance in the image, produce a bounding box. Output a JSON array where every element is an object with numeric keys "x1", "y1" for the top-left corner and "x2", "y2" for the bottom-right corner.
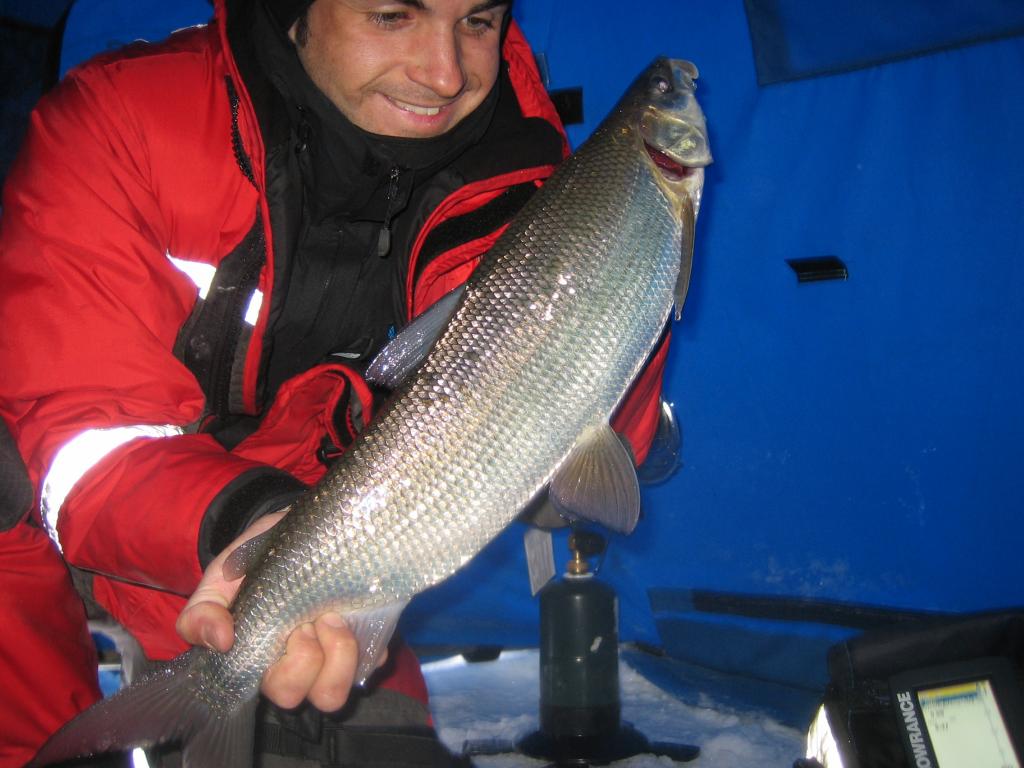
[{"x1": 389, "y1": 98, "x2": 444, "y2": 117}]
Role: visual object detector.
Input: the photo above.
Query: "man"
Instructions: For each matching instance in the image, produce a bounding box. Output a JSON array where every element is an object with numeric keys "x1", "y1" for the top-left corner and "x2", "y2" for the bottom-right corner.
[{"x1": 0, "y1": 0, "x2": 670, "y2": 765}]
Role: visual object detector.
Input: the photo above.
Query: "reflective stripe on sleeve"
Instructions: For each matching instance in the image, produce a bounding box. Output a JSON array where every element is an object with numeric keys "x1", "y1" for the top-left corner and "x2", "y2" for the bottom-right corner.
[
  {"x1": 167, "y1": 253, "x2": 263, "y2": 327},
  {"x1": 167, "y1": 254, "x2": 216, "y2": 299},
  {"x1": 40, "y1": 424, "x2": 184, "y2": 549}
]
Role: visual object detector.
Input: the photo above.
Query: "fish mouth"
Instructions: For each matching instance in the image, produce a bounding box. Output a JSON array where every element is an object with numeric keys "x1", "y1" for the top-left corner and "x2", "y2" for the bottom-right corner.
[{"x1": 644, "y1": 141, "x2": 693, "y2": 182}]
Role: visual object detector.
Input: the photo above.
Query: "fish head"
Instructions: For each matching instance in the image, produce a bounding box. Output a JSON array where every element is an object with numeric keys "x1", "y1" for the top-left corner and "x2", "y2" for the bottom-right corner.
[{"x1": 625, "y1": 57, "x2": 712, "y2": 215}]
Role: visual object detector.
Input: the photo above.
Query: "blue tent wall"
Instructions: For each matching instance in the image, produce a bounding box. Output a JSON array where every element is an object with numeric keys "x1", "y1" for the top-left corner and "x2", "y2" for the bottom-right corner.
[
  {"x1": 59, "y1": 0, "x2": 213, "y2": 76},
  {"x1": 407, "y1": 0, "x2": 1024, "y2": 676},
  {"x1": 39, "y1": 0, "x2": 1024, "y2": 681}
]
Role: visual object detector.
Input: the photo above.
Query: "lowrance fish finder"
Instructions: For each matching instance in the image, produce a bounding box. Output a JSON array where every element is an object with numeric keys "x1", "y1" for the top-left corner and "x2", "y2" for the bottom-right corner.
[{"x1": 889, "y1": 657, "x2": 1024, "y2": 768}]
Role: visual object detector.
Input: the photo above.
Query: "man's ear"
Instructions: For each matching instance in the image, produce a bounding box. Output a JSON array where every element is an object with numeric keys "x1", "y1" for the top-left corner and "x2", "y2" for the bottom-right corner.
[{"x1": 290, "y1": 12, "x2": 310, "y2": 47}]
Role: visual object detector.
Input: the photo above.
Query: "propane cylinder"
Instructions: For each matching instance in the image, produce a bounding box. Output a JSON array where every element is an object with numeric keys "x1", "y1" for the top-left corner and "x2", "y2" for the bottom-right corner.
[{"x1": 538, "y1": 531, "x2": 621, "y2": 743}]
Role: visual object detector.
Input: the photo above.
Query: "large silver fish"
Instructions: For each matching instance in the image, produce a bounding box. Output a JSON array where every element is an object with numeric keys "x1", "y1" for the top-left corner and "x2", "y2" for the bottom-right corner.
[{"x1": 33, "y1": 56, "x2": 712, "y2": 768}]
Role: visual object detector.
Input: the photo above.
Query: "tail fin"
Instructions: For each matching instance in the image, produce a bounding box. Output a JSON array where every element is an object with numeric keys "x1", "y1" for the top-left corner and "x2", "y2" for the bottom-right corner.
[{"x1": 30, "y1": 648, "x2": 259, "y2": 768}]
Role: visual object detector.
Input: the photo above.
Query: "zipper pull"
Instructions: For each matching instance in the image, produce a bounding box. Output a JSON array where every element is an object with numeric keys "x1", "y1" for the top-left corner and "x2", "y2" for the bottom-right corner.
[
  {"x1": 295, "y1": 106, "x2": 311, "y2": 155},
  {"x1": 377, "y1": 167, "x2": 402, "y2": 258}
]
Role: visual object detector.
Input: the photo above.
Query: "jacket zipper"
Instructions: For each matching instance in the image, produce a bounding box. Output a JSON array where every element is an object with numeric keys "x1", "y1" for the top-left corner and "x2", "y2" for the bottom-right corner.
[
  {"x1": 376, "y1": 167, "x2": 402, "y2": 258},
  {"x1": 226, "y1": 76, "x2": 256, "y2": 188}
]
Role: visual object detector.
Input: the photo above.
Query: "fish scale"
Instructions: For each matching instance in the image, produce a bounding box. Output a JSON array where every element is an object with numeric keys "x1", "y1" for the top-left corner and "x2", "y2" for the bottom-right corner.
[{"x1": 31, "y1": 57, "x2": 711, "y2": 768}]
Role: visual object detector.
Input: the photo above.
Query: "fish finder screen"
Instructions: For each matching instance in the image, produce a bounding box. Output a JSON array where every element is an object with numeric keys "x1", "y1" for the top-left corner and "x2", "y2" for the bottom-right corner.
[{"x1": 917, "y1": 679, "x2": 1020, "y2": 768}]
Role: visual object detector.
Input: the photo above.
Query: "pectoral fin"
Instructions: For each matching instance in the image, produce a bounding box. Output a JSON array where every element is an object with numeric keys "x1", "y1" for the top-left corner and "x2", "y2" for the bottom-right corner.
[
  {"x1": 344, "y1": 600, "x2": 410, "y2": 685},
  {"x1": 222, "y1": 529, "x2": 275, "y2": 581},
  {"x1": 549, "y1": 424, "x2": 641, "y2": 535},
  {"x1": 674, "y1": 195, "x2": 696, "y2": 321},
  {"x1": 365, "y1": 286, "x2": 465, "y2": 389}
]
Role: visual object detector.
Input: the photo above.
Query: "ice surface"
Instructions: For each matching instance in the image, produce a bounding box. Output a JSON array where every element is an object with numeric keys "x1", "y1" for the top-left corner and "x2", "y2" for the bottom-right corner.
[{"x1": 423, "y1": 648, "x2": 807, "y2": 767}]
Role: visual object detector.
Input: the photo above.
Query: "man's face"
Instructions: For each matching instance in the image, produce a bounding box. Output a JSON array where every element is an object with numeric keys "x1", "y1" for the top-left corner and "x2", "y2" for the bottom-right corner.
[{"x1": 291, "y1": 0, "x2": 508, "y2": 139}]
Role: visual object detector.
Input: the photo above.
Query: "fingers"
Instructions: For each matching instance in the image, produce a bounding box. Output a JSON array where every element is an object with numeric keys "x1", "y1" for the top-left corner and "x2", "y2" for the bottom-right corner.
[
  {"x1": 178, "y1": 511, "x2": 366, "y2": 713},
  {"x1": 176, "y1": 599, "x2": 234, "y2": 653},
  {"x1": 308, "y1": 613, "x2": 358, "y2": 711},
  {"x1": 261, "y1": 622, "x2": 324, "y2": 710},
  {"x1": 261, "y1": 612, "x2": 358, "y2": 712}
]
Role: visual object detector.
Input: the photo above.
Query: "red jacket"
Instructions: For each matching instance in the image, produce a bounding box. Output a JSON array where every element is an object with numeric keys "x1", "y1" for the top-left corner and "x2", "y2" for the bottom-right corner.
[{"x1": 0, "y1": 1, "x2": 667, "y2": 667}]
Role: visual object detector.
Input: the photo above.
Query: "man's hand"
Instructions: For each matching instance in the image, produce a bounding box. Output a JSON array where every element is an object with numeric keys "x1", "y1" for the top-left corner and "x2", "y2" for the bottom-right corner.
[{"x1": 176, "y1": 511, "x2": 368, "y2": 711}]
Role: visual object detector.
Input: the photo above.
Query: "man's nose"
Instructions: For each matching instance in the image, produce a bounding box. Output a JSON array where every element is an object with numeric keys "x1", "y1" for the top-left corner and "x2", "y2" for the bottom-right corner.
[{"x1": 408, "y1": 27, "x2": 466, "y2": 99}]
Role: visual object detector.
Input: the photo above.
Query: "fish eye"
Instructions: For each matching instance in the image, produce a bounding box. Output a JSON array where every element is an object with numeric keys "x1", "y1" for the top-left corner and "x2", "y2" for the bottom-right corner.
[{"x1": 652, "y1": 75, "x2": 672, "y2": 94}]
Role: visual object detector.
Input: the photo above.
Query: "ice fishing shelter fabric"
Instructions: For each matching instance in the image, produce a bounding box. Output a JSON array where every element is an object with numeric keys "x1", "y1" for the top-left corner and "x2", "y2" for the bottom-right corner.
[
  {"x1": 403, "y1": 0, "x2": 1024, "y2": 676},
  {"x1": 744, "y1": 0, "x2": 1024, "y2": 84}
]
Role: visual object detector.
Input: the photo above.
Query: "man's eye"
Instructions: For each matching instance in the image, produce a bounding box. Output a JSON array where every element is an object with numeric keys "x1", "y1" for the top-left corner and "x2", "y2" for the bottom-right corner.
[
  {"x1": 369, "y1": 11, "x2": 408, "y2": 27},
  {"x1": 463, "y1": 14, "x2": 497, "y2": 34}
]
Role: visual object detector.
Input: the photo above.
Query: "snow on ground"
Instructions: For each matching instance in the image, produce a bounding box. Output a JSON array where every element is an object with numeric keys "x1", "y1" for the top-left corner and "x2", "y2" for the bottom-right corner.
[{"x1": 423, "y1": 648, "x2": 806, "y2": 767}]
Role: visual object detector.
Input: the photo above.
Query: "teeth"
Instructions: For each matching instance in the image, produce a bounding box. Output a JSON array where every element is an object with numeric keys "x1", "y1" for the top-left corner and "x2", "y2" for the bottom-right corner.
[{"x1": 394, "y1": 100, "x2": 441, "y2": 116}]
